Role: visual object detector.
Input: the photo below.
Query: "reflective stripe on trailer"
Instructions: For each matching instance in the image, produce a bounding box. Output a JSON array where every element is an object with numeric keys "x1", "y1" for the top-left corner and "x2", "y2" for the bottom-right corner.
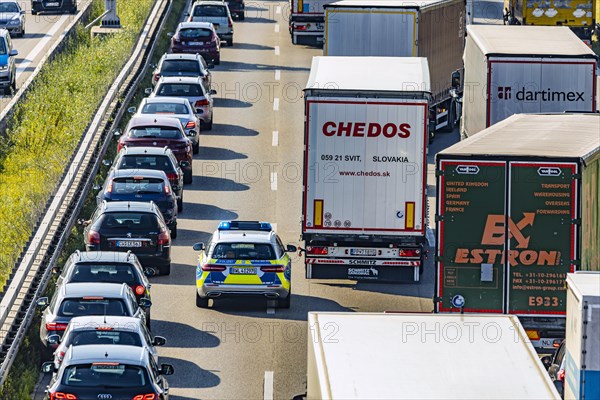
[{"x1": 306, "y1": 258, "x2": 420, "y2": 266}]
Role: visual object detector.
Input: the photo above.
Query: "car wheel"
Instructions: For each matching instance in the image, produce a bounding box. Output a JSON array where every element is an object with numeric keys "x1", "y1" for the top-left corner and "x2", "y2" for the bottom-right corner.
[
  {"x1": 278, "y1": 292, "x2": 291, "y2": 309},
  {"x1": 177, "y1": 196, "x2": 183, "y2": 212},
  {"x1": 160, "y1": 263, "x2": 171, "y2": 276},
  {"x1": 170, "y1": 225, "x2": 177, "y2": 239},
  {"x1": 206, "y1": 115, "x2": 213, "y2": 131},
  {"x1": 193, "y1": 142, "x2": 199, "y2": 154},
  {"x1": 240, "y1": 13, "x2": 245, "y2": 20},
  {"x1": 215, "y1": 56, "x2": 221, "y2": 65},
  {"x1": 11, "y1": 76, "x2": 16, "y2": 92},
  {"x1": 196, "y1": 291, "x2": 209, "y2": 308},
  {"x1": 183, "y1": 169, "x2": 193, "y2": 184},
  {"x1": 227, "y1": 38, "x2": 233, "y2": 46}
]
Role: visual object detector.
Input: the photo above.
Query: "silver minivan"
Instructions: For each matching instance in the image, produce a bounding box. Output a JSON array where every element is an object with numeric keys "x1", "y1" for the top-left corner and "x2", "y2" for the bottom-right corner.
[{"x1": 187, "y1": 0, "x2": 234, "y2": 46}]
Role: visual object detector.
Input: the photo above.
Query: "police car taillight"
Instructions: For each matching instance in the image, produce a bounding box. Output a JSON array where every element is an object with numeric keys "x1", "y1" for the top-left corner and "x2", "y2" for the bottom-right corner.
[
  {"x1": 202, "y1": 264, "x2": 226, "y2": 272},
  {"x1": 260, "y1": 265, "x2": 285, "y2": 272}
]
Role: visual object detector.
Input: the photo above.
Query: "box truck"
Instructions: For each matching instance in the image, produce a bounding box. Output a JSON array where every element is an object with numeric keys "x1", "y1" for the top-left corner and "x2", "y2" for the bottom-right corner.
[
  {"x1": 462, "y1": 25, "x2": 597, "y2": 139},
  {"x1": 298, "y1": 312, "x2": 560, "y2": 399},
  {"x1": 503, "y1": 0, "x2": 597, "y2": 45},
  {"x1": 302, "y1": 56, "x2": 430, "y2": 282},
  {"x1": 564, "y1": 272, "x2": 600, "y2": 400},
  {"x1": 323, "y1": 0, "x2": 466, "y2": 136},
  {"x1": 289, "y1": 0, "x2": 331, "y2": 44},
  {"x1": 435, "y1": 113, "x2": 600, "y2": 354}
]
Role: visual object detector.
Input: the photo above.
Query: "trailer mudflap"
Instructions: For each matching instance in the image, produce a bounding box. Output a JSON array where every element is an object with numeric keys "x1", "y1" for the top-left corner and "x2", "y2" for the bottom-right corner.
[{"x1": 306, "y1": 261, "x2": 420, "y2": 282}]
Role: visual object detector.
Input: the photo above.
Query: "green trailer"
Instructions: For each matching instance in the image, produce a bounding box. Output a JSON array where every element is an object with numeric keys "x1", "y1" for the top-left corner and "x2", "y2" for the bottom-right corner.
[{"x1": 435, "y1": 113, "x2": 599, "y2": 354}]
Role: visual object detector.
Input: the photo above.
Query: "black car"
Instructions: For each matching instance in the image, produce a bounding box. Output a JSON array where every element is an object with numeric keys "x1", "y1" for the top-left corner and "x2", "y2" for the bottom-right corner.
[
  {"x1": 37, "y1": 283, "x2": 151, "y2": 356},
  {"x1": 96, "y1": 169, "x2": 178, "y2": 238},
  {"x1": 83, "y1": 201, "x2": 172, "y2": 275},
  {"x1": 543, "y1": 340, "x2": 566, "y2": 398},
  {"x1": 31, "y1": 0, "x2": 77, "y2": 15},
  {"x1": 226, "y1": 0, "x2": 245, "y2": 20},
  {"x1": 42, "y1": 345, "x2": 173, "y2": 400},
  {"x1": 109, "y1": 146, "x2": 186, "y2": 212}
]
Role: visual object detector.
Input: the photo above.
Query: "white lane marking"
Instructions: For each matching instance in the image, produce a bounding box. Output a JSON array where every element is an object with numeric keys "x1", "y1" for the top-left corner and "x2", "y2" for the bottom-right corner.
[
  {"x1": 273, "y1": 98, "x2": 279, "y2": 111},
  {"x1": 274, "y1": 45, "x2": 280, "y2": 55},
  {"x1": 16, "y1": 14, "x2": 70, "y2": 76},
  {"x1": 274, "y1": 69, "x2": 281, "y2": 81},
  {"x1": 274, "y1": 24, "x2": 280, "y2": 33},
  {"x1": 272, "y1": 130, "x2": 279, "y2": 146},
  {"x1": 270, "y1": 172, "x2": 277, "y2": 191},
  {"x1": 276, "y1": 6, "x2": 282, "y2": 14},
  {"x1": 264, "y1": 371, "x2": 274, "y2": 400}
]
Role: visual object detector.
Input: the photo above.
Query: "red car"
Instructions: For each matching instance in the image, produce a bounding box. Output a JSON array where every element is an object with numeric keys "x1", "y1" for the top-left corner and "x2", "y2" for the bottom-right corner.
[
  {"x1": 117, "y1": 115, "x2": 194, "y2": 184},
  {"x1": 170, "y1": 21, "x2": 221, "y2": 65}
]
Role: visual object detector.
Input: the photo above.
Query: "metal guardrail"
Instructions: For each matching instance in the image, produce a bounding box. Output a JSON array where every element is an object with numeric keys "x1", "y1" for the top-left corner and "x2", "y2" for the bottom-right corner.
[{"x1": 0, "y1": 0, "x2": 171, "y2": 385}]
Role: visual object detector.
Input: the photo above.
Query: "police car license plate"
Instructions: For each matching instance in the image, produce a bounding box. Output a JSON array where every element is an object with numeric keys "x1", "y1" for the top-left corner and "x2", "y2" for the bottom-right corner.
[
  {"x1": 117, "y1": 240, "x2": 142, "y2": 248},
  {"x1": 231, "y1": 267, "x2": 256, "y2": 274},
  {"x1": 350, "y1": 248, "x2": 376, "y2": 256}
]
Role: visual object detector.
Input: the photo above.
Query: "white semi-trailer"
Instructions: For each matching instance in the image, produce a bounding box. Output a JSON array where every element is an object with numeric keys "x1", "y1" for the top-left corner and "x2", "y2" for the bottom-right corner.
[{"x1": 301, "y1": 56, "x2": 430, "y2": 282}]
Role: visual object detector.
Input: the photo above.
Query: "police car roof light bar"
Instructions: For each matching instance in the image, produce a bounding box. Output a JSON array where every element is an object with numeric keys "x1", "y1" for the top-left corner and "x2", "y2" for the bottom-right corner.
[{"x1": 218, "y1": 221, "x2": 272, "y2": 231}]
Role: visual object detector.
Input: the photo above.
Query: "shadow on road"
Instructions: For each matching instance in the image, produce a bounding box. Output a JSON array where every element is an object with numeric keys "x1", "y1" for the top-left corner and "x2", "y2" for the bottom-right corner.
[
  {"x1": 217, "y1": 60, "x2": 309, "y2": 72},
  {"x1": 153, "y1": 320, "x2": 220, "y2": 349},
  {"x1": 242, "y1": 16, "x2": 277, "y2": 23},
  {"x1": 213, "y1": 97, "x2": 253, "y2": 108},
  {"x1": 150, "y1": 262, "x2": 196, "y2": 286},
  {"x1": 204, "y1": 123, "x2": 259, "y2": 136},
  {"x1": 178, "y1": 202, "x2": 239, "y2": 219},
  {"x1": 172, "y1": 229, "x2": 212, "y2": 247},
  {"x1": 197, "y1": 146, "x2": 248, "y2": 160},
  {"x1": 160, "y1": 357, "x2": 221, "y2": 389},
  {"x1": 233, "y1": 42, "x2": 275, "y2": 50},
  {"x1": 189, "y1": 175, "x2": 250, "y2": 191}
]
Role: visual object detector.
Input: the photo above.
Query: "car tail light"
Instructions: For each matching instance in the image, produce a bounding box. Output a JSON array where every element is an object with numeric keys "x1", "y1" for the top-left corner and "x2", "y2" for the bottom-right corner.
[
  {"x1": 117, "y1": 142, "x2": 124, "y2": 152},
  {"x1": 50, "y1": 393, "x2": 77, "y2": 400},
  {"x1": 398, "y1": 248, "x2": 420, "y2": 257},
  {"x1": 164, "y1": 182, "x2": 171, "y2": 194},
  {"x1": 228, "y1": 18, "x2": 233, "y2": 28},
  {"x1": 132, "y1": 394, "x2": 157, "y2": 400},
  {"x1": 153, "y1": 73, "x2": 160, "y2": 82},
  {"x1": 157, "y1": 228, "x2": 170, "y2": 246},
  {"x1": 195, "y1": 99, "x2": 210, "y2": 107},
  {"x1": 46, "y1": 323, "x2": 68, "y2": 331},
  {"x1": 202, "y1": 264, "x2": 226, "y2": 272},
  {"x1": 134, "y1": 285, "x2": 146, "y2": 296},
  {"x1": 558, "y1": 369, "x2": 565, "y2": 381},
  {"x1": 56, "y1": 351, "x2": 65, "y2": 363},
  {"x1": 260, "y1": 265, "x2": 285, "y2": 272},
  {"x1": 172, "y1": 35, "x2": 180, "y2": 43},
  {"x1": 166, "y1": 172, "x2": 178, "y2": 182},
  {"x1": 88, "y1": 230, "x2": 100, "y2": 245},
  {"x1": 106, "y1": 179, "x2": 113, "y2": 193},
  {"x1": 186, "y1": 121, "x2": 196, "y2": 129},
  {"x1": 306, "y1": 246, "x2": 328, "y2": 255}
]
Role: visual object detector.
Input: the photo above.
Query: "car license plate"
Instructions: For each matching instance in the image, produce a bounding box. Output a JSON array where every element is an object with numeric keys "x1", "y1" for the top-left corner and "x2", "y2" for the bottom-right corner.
[
  {"x1": 539, "y1": 338, "x2": 555, "y2": 347},
  {"x1": 230, "y1": 267, "x2": 256, "y2": 274},
  {"x1": 116, "y1": 240, "x2": 142, "y2": 248},
  {"x1": 190, "y1": 42, "x2": 204, "y2": 45},
  {"x1": 350, "y1": 248, "x2": 377, "y2": 256},
  {"x1": 46, "y1": 2, "x2": 60, "y2": 6}
]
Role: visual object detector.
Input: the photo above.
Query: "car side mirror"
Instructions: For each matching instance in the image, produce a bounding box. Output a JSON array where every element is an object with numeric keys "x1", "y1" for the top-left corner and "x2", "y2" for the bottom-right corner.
[
  {"x1": 139, "y1": 298, "x2": 152, "y2": 308},
  {"x1": 37, "y1": 297, "x2": 49, "y2": 309},
  {"x1": 145, "y1": 88, "x2": 153, "y2": 95},
  {"x1": 93, "y1": 184, "x2": 102, "y2": 191},
  {"x1": 41, "y1": 362, "x2": 55, "y2": 374},
  {"x1": 144, "y1": 268, "x2": 156, "y2": 277},
  {"x1": 160, "y1": 364, "x2": 175, "y2": 376},
  {"x1": 179, "y1": 160, "x2": 190, "y2": 168},
  {"x1": 167, "y1": 32, "x2": 174, "y2": 37},
  {"x1": 102, "y1": 159, "x2": 112, "y2": 166},
  {"x1": 193, "y1": 242, "x2": 205, "y2": 251},
  {"x1": 47, "y1": 334, "x2": 61, "y2": 345},
  {"x1": 9, "y1": 49, "x2": 18, "y2": 57},
  {"x1": 451, "y1": 70, "x2": 461, "y2": 90},
  {"x1": 187, "y1": 130, "x2": 197, "y2": 137},
  {"x1": 113, "y1": 129, "x2": 121, "y2": 137},
  {"x1": 51, "y1": 266, "x2": 61, "y2": 275},
  {"x1": 78, "y1": 219, "x2": 91, "y2": 227},
  {"x1": 286, "y1": 245, "x2": 298, "y2": 253},
  {"x1": 127, "y1": 106, "x2": 137, "y2": 114},
  {"x1": 153, "y1": 336, "x2": 167, "y2": 346},
  {"x1": 541, "y1": 356, "x2": 552, "y2": 370},
  {"x1": 210, "y1": 89, "x2": 217, "y2": 95}
]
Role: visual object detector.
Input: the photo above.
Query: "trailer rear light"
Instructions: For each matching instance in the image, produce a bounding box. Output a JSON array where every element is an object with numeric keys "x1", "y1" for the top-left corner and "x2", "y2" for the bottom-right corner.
[
  {"x1": 260, "y1": 265, "x2": 285, "y2": 272},
  {"x1": 295, "y1": 24, "x2": 307, "y2": 31},
  {"x1": 306, "y1": 246, "x2": 328, "y2": 255},
  {"x1": 202, "y1": 264, "x2": 226, "y2": 271},
  {"x1": 525, "y1": 330, "x2": 540, "y2": 341},
  {"x1": 399, "y1": 248, "x2": 420, "y2": 257},
  {"x1": 46, "y1": 323, "x2": 68, "y2": 331}
]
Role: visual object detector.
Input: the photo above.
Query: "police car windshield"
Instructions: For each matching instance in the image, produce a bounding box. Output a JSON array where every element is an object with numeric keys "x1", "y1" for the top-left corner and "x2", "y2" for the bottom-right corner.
[{"x1": 212, "y1": 243, "x2": 275, "y2": 260}]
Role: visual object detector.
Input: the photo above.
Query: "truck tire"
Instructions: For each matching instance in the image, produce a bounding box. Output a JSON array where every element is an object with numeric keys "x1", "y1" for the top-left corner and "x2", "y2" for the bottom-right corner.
[{"x1": 196, "y1": 292, "x2": 209, "y2": 308}]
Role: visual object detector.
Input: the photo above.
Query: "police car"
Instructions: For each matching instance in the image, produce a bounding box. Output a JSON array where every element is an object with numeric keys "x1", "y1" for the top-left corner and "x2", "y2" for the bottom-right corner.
[{"x1": 193, "y1": 221, "x2": 297, "y2": 308}]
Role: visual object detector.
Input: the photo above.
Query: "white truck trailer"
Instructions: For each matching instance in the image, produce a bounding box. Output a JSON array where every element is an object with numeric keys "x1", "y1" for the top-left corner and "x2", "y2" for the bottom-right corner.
[
  {"x1": 288, "y1": 0, "x2": 331, "y2": 44},
  {"x1": 462, "y1": 25, "x2": 598, "y2": 139},
  {"x1": 565, "y1": 272, "x2": 600, "y2": 400},
  {"x1": 301, "y1": 56, "x2": 430, "y2": 282},
  {"x1": 301, "y1": 312, "x2": 561, "y2": 399},
  {"x1": 323, "y1": 0, "x2": 466, "y2": 136}
]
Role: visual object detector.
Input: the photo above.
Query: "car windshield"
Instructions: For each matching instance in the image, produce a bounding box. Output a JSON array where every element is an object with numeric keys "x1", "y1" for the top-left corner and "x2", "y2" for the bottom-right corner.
[
  {"x1": 0, "y1": 2, "x2": 19, "y2": 12},
  {"x1": 161, "y1": 60, "x2": 200, "y2": 74},
  {"x1": 58, "y1": 299, "x2": 129, "y2": 317},
  {"x1": 128, "y1": 126, "x2": 182, "y2": 139},
  {"x1": 212, "y1": 243, "x2": 276, "y2": 260},
  {"x1": 141, "y1": 102, "x2": 189, "y2": 115},
  {"x1": 62, "y1": 364, "x2": 149, "y2": 388},
  {"x1": 180, "y1": 28, "x2": 213, "y2": 39},
  {"x1": 69, "y1": 263, "x2": 138, "y2": 285},
  {"x1": 156, "y1": 83, "x2": 203, "y2": 97},
  {"x1": 194, "y1": 4, "x2": 227, "y2": 17},
  {"x1": 112, "y1": 177, "x2": 165, "y2": 194},
  {"x1": 99, "y1": 212, "x2": 159, "y2": 230},
  {"x1": 118, "y1": 155, "x2": 175, "y2": 173},
  {"x1": 68, "y1": 330, "x2": 143, "y2": 347}
]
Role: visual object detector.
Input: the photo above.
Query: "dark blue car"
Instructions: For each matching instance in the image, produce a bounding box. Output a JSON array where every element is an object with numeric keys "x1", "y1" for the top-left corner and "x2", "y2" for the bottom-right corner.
[{"x1": 96, "y1": 169, "x2": 178, "y2": 238}]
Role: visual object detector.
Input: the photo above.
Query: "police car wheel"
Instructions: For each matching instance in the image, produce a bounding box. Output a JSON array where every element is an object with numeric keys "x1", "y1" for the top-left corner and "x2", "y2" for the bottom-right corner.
[
  {"x1": 196, "y1": 292, "x2": 209, "y2": 308},
  {"x1": 278, "y1": 292, "x2": 291, "y2": 309}
]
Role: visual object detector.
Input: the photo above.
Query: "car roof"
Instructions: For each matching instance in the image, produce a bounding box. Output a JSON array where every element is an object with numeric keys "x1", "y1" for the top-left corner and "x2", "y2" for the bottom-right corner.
[
  {"x1": 65, "y1": 344, "x2": 148, "y2": 366},
  {"x1": 61, "y1": 282, "x2": 129, "y2": 299},
  {"x1": 66, "y1": 315, "x2": 143, "y2": 331},
  {"x1": 120, "y1": 146, "x2": 175, "y2": 156},
  {"x1": 161, "y1": 53, "x2": 202, "y2": 61},
  {"x1": 178, "y1": 21, "x2": 215, "y2": 30},
  {"x1": 193, "y1": 0, "x2": 229, "y2": 5},
  {"x1": 141, "y1": 96, "x2": 189, "y2": 105},
  {"x1": 157, "y1": 76, "x2": 204, "y2": 85},
  {"x1": 127, "y1": 115, "x2": 183, "y2": 129},
  {"x1": 111, "y1": 168, "x2": 168, "y2": 180},
  {"x1": 101, "y1": 201, "x2": 157, "y2": 212},
  {"x1": 71, "y1": 250, "x2": 138, "y2": 264}
]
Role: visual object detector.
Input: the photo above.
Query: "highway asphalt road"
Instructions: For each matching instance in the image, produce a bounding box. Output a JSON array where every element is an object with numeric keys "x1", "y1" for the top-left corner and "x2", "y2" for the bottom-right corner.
[{"x1": 0, "y1": 0, "x2": 91, "y2": 112}]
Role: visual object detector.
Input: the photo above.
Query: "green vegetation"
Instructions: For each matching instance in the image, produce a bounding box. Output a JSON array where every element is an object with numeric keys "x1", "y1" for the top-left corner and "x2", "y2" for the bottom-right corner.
[
  {"x1": 0, "y1": 0, "x2": 154, "y2": 288},
  {"x1": 0, "y1": 0, "x2": 188, "y2": 396}
]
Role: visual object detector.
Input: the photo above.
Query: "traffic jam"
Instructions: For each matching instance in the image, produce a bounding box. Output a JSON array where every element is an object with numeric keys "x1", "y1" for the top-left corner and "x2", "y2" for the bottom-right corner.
[{"x1": 31, "y1": 0, "x2": 600, "y2": 398}]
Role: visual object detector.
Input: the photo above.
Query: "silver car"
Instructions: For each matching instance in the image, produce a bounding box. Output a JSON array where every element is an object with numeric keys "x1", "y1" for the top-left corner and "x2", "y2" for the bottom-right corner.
[
  {"x1": 130, "y1": 96, "x2": 202, "y2": 152},
  {"x1": 0, "y1": 1, "x2": 24, "y2": 37},
  {"x1": 188, "y1": 0, "x2": 234, "y2": 46},
  {"x1": 49, "y1": 315, "x2": 166, "y2": 369},
  {"x1": 146, "y1": 76, "x2": 216, "y2": 129}
]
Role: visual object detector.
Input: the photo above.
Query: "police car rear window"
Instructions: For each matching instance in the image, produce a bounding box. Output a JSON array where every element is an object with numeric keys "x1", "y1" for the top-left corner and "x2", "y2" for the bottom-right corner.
[{"x1": 212, "y1": 243, "x2": 275, "y2": 260}]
